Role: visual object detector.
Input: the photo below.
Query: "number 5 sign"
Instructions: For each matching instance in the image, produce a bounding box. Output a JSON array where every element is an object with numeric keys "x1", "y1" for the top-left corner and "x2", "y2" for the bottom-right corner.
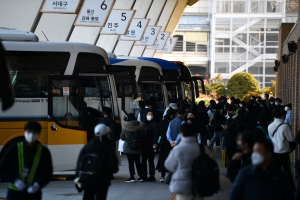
[
  {"x1": 101, "y1": 9, "x2": 136, "y2": 35},
  {"x1": 74, "y1": 0, "x2": 115, "y2": 27},
  {"x1": 147, "y1": 32, "x2": 170, "y2": 50},
  {"x1": 119, "y1": 18, "x2": 150, "y2": 41}
]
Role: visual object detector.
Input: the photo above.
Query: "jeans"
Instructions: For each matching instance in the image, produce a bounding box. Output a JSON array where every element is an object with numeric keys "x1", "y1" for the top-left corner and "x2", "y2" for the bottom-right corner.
[
  {"x1": 142, "y1": 152, "x2": 155, "y2": 177},
  {"x1": 126, "y1": 154, "x2": 142, "y2": 177},
  {"x1": 208, "y1": 131, "x2": 223, "y2": 147}
]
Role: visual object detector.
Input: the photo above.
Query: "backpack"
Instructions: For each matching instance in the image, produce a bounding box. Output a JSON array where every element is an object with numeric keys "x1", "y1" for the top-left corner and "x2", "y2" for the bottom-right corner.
[
  {"x1": 256, "y1": 126, "x2": 271, "y2": 141},
  {"x1": 79, "y1": 153, "x2": 102, "y2": 184},
  {"x1": 128, "y1": 130, "x2": 143, "y2": 150},
  {"x1": 192, "y1": 146, "x2": 220, "y2": 197},
  {"x1": 109, "y1": 120, "x2": 122, "y2": 141}
]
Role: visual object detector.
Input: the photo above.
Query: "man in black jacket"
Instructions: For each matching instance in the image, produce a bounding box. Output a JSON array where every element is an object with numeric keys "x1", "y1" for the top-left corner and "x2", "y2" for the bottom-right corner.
[
  {"x1": 229, "y1": 140, "x2": 293, "y2": 200},
  {"x1": 0, "y1": 121, "x2": 53, "y2": 200},
  {"x1": 224, "y1": 105, "x2": 246, "y2": 161},
  {"x1": 208, "y1": 104, "x2": 225, "y2": 149},
  {"x1": 75, "y1": 124, "x2": 119, "y2": 200}
]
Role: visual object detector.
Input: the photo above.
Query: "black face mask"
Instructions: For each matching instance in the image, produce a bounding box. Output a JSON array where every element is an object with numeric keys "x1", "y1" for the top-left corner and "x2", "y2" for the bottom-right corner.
[{"x1": 187, "y1": 117, "x2": 194, "y2": 121}]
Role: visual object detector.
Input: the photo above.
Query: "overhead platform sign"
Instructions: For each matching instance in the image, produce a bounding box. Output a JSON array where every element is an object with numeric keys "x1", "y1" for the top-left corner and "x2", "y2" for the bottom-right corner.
[
  {"x1": 41, "y1": 0, "x2": 81, "y2": 13},
  {"x1": 119, "y1": 18, "x2": 150, "y2": 41},
  {"x1": 135, "y1": 26, "x2": 161, "y2": 46},
  {"x1": 101, "y1": 9, "x2": 136, "y2": 35},
  {"x1": 74, "y1": 0, "x2": 115, "y2": 26},
  {"x1": 147, "y1": 32, "x2": 170, "y2": 50},
  {"x1": 156, "y1": 37, "x2": 178, "y2": 53}
]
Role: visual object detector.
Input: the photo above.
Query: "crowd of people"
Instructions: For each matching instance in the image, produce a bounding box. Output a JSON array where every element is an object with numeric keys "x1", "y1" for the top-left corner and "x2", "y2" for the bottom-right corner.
[{"x1": 0, "y1": 94, "x2": 299, "y2": 200}]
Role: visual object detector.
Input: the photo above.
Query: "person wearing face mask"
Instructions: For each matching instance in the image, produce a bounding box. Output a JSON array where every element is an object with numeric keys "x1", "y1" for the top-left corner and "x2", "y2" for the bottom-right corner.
[
  {"x1": 142, "y1": 110, "x2": 158, "y2": 181},
  {"x1": 227, "y1": 131, "x2": 254, "y2": 183},
  {"x1": 269, "y1": 97, "x2": 277, "y2": 112},
  {"x1": 253, "y1": 114, "x2": 270, "y2": 141},
  {"x1": 284, "y1": 103, "x2": 292, "y2": 127},
  {"x1": 184, "y1": 111, "x2": 201, "y2": 144},
  {"x1": 223, "y1": 105, "x2": 246, "y2": 162},
  {"x1": 0, "y1": 121, "x2": 53, "y2": 200},
  {"x1": 207, "y1": 104, "x2": 225, "y2": 149},
  {"x1": 268, "y1": 108, "x2": 295, "y2": 190},
  {"x1": 237, "y1": 101, "x2": 246, "y2": 120},
  {"x1": 75, "y1": 124, "x2": 119, "y2": 199},
  {"x1": 156, "y1": 108, "x2": 176, "y2": 183},
  {"x1": 229, "y1": 140, "x2": 294, "y2": 200}
]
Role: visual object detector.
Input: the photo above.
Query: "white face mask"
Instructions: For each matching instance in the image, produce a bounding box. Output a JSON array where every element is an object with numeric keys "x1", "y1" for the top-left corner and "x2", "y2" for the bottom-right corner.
[
  {"x1": 270, "y1": 102, "x2": 274, "y2": 105},
  {"x1": 24, "y1": 131, "x2": 39, "y2": 143},
  {"x1": 285, "y1": 107, "x2": 288, "y2": 111},
  {"x1": 147, "y1": 115, "x2": 153, "y2": 121},
  {"x1": 239, "y1": 104, "x2": 243, "y2": 108},
  {"x1": 251, "y1": 152, "x2": 264, "y2": 166},
  {"x1": 275, "y1": 102, "x2": 279, "y2": 106}
]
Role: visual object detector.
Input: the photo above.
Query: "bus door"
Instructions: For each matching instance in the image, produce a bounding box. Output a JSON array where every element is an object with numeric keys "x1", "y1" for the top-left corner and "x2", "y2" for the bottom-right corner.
[{"x1": 48, "y1": 74, "x2": 115, "y2": 171}]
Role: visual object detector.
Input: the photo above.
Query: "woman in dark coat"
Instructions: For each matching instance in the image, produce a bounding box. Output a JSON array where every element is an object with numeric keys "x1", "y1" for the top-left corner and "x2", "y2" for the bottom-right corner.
[
  {"x1": 142, "y1": 110, "x2": 158, "y2": 181},
  {"x1": 155, "y1": 108, "x2": 176, "y2": 182},
  {"x1": 197, "y1": 101, "x2": 209, "y2": 146}
]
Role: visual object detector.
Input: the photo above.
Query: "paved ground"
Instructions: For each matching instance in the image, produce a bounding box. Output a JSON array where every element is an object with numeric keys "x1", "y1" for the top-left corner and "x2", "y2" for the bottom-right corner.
[{"x1": 0, "y1": 148, "x2": 231, "y2": 200}]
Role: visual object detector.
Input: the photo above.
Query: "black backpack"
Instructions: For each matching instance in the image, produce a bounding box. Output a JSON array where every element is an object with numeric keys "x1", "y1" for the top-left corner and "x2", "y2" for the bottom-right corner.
[
  {"x1": 79, "y1": 153, "x2": 102, "y2": 184},
  {"x1": 128, "y1": 130, "x2": 143, "y2": 150},
  {"x1": 192, "y1": 146, "x2": 220, "y2": 197},
  {"x1": 109, "y1": 120, "x2": 122, "y2": 141}
]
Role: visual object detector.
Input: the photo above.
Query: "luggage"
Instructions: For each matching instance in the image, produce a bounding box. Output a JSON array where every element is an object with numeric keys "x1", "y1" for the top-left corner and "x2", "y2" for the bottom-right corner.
[{"x1": 221, "y1": 149, "x2": 227, "y2": 168}]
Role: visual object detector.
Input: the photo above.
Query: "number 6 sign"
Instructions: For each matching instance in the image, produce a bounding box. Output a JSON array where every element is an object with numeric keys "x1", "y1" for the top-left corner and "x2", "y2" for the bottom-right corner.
[{"x1": 74, "y1": 0, "x2": 115, "y2": 27}]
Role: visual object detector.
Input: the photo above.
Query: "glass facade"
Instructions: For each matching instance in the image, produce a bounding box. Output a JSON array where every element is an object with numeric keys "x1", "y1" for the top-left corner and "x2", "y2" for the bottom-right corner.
[{"x1": 210, "y1": 0, "x2": 288, "y2": 87}]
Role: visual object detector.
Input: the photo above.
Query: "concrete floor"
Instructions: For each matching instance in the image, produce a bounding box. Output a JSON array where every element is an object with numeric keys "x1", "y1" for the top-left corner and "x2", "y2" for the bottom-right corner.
[{"x1": 0, "y1": 148, "x2": 231, "y2": 200}]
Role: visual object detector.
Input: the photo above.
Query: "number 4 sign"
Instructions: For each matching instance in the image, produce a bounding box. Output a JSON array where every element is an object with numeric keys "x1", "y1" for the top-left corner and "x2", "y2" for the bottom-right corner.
[
  {"x1": 147, "y1": 32, "x2": 170, "y2": 50},
  {"x1": 101, "y1": 9, "x2": 136, "y2": 35},
  {"x1": 119, "y1": 19, "x2": 150, "y2": 41},
  {"x1": 156, "y1": 37, "x2": 178, "y2": 53},
  {"x1": 74, "y1": 0, "x2": 115, "y2": 27}
]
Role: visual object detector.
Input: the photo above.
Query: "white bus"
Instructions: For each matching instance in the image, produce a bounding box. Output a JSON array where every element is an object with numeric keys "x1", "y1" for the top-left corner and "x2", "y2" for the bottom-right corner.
[{"x1": 0, "y1": 31, "x2": 136, "y2": 171}]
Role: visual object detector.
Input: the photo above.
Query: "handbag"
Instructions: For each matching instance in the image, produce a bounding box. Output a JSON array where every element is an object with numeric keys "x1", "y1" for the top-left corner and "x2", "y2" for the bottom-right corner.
[{"x1": 272, "y1": 123, "x2": 297, "y2": 153}]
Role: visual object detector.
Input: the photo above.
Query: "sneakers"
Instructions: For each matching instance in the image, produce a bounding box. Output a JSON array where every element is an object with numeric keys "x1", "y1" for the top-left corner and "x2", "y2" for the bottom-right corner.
[
  {"x1": 160, "y1": 177, "x2": 164, "y2": 182},
  {"x1": 125, "y1": 177, "x2": 136, "y2": 183},
  {"x1": 138, "y1": 177, "x2": 144, "y2": 182}
]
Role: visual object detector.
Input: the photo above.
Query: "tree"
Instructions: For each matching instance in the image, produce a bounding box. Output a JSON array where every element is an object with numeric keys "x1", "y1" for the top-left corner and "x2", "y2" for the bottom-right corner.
[
  {"x1": 242, "y1": 91, "x2": 262, "y2": 102},
  {"x1": 227, "y1": 72, "x2": 260, "y2": 99},
  {"x1": 204, "y1": 83, "x2": 212, "y2": 95},
  {"x1": 211, "y1": 82, "x2": 227, "y2": 99}
]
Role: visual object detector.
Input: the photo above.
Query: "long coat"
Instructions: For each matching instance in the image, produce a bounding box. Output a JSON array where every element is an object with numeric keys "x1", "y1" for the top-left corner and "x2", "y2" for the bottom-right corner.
[{"x1": 156, "y1": 117, "x2": 172, "y2": 172}]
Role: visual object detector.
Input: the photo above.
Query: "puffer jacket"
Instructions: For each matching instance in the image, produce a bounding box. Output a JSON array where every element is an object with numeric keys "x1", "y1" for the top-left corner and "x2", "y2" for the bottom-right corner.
[
  {"x1": 164, "y1": 137, "x2": 200, "y2": 194},
  {"x1": 120, "y1": 120, "x2": 143, "y2": 154}
]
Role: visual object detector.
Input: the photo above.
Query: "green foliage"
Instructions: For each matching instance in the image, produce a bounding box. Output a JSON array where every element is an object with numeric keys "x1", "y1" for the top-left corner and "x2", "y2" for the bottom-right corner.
[
  {"x1": 211, "y1": 82, "x2": 226, "y2": 99},
  {"x1": 242, "y1": 91, "x2": 262, "y2": 102},
  {"x1": 196, "y1": 98, "x2": 211, "y2": 107},
  {"x1": 204, "y1": 83, "x2": 212, "y2": 95},
  {"x1": 227, "y1": 72, "x2": 260, "y2": 99},
  {"x1": 270, "y1": 80, "x2": 276, "y2": 95},
  {"x1": 261, "y1": 80, "x2": 276, "y2": 96}
]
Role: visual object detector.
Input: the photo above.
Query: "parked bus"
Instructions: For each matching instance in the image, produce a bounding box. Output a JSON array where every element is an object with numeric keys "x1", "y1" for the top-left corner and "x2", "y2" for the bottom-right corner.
[
  {"x1": 109, "y1": 58, "x2": 167, "y2": 121},
  {"x1": 139, "y1": 58, "x2": 205, "y2": 104},
  {"x1": 0, "y1": 31, "x2": 136, "y2": 171}
]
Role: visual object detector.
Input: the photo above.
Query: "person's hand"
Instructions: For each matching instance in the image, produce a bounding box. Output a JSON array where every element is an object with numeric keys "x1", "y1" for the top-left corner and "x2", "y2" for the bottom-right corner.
[
  {"x1": 232, "y1": 153, "x2": 242, "y2": 160},
  {"x1": 153, "y1": 144, "x2": 158, "y2": 149},
  {"x1": 223, "y1": 125, "x2": 228, "y2": 130},
  {"x1": 171, "y1": 142, "x2": 176, "y2": 147},
  {"x1": 27, "y1": 182, "x2": 40, "y2": 194},
  {"x1": 14, "y1": 179, "x2": 26, "y2": 191}
]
